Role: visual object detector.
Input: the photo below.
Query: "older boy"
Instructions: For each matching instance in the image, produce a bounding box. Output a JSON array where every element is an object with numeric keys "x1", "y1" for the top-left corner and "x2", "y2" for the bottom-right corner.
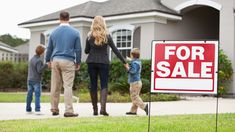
[{"x1": 26, "y1": 44, "x2": 48, "y2": 113}]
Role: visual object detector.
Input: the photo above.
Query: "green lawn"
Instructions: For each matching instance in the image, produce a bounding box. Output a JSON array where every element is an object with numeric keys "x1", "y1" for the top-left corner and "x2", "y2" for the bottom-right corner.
[
  {"x1": 0, "y1": 114, "x2": 234, "y2": 132},
  {"x1": 0, "y1": 92, "x2": 180, "y2": 103},
  {"x1": 0, "y1": 92, "x2": 54, "y2": 103}
]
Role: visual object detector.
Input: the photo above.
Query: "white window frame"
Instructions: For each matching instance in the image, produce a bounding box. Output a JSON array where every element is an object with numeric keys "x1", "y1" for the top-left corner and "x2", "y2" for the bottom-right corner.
[
  {"x1": 43, "y1": 28, "x2": 54, "y2": 48},
  {"x1": 109, "y1": 25, "x2": 135, "y2": 60}
]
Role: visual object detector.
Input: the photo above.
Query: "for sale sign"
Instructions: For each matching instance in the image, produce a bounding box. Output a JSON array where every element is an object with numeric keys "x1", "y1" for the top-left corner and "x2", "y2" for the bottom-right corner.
[{"x1": 151, "y1": 41, "x2": 218, "y2": 94}]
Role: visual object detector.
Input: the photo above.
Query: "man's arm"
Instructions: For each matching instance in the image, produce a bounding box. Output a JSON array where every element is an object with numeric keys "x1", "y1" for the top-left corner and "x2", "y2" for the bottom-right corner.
[
  {"x1": 75, "y1": 32, "x2": 82, "y2": 70},
  {"x1": 45, "y1": 36, "x2": 53, "y2": 63}
]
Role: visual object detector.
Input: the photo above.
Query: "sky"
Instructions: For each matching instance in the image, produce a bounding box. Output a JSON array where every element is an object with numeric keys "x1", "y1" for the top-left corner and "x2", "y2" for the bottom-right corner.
[{"x1": 0, "y1": 0, "x2": 106, "y2": 39}]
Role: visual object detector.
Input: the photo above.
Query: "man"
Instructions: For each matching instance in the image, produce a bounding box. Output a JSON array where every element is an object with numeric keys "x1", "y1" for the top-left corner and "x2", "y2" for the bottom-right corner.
[{"x1": 45, "y1": 11, "x2": 81, "y2": 117}]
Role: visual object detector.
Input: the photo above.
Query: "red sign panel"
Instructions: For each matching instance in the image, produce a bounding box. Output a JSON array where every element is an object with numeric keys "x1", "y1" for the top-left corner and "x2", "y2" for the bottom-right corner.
[{"x1": 151, "y1": 41, "x2": 218, "y2": 94}]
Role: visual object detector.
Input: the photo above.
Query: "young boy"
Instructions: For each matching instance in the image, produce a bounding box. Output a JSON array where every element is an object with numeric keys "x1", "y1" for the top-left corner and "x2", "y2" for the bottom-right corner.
[
  {"x1": 26, "y1": 44, "x2": 48, "y2": 113},
  {"x1": 124, "y1": 48, "x2": 148, "y2": 115}
]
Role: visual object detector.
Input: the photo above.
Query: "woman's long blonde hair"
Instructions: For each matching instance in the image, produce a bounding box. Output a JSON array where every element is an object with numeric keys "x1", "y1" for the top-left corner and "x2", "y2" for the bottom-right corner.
[{"x1": 89, "y1": 16, "x2": 108, "y2": 45}]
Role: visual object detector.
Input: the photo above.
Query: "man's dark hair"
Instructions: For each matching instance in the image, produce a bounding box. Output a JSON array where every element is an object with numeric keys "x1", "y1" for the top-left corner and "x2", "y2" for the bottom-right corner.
[{"x1": 60, "y1": 11, "x2": 70, "y2": 21}]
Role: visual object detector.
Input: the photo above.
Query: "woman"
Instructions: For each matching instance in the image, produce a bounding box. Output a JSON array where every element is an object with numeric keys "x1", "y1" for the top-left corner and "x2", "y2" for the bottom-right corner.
[{"x1": 85, "y1": 16, "x2": 126, "y2": 116}]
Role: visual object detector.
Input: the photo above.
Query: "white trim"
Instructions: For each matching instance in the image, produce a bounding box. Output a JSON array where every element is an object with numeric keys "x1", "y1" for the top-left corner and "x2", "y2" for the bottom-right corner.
[
  {"x1": 19, "y1": 17, "x2": 93, "y2": 28},
  {"x1": 19, "y1": 11, "x2": 182, "y2": 28},
  {"x1": 109, "y1": 25, "x2": 135, "y2": 33},
  {"x1": 104, "y1": 12, "x2": 182, "y2": 21},
  {"x1": 0, "y1": 46, "x2": 18, "y2": 53},
  {"x1": 174, "y1": 0, "x2": 222, "y2": 13}
]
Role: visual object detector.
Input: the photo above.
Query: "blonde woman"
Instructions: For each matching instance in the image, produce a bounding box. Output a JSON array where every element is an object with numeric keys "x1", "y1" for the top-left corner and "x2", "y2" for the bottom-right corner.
[{"x1": 85, "y1": 16, "x2": 126, "y2": 116}]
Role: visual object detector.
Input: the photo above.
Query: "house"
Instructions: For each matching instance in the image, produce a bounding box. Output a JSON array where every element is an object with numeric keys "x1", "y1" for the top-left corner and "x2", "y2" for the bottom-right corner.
[
  {"x1": 19, "y1": 0, "x2": 235, "y2": 93},
  {"x1": 0, "y1": 41, "x2": 29, "y2": 62},
  {"x1": 0, "y1": 41, "x2": 18, "y2": 62},
  {"x1": 14, "y1": 43, "x2": 29, "y2": 62}
]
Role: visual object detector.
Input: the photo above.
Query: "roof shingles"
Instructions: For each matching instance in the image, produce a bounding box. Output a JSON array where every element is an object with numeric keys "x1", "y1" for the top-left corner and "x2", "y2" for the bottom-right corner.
[{"x1": 19, "y1": 0, "x2": 179, "y2": 25}]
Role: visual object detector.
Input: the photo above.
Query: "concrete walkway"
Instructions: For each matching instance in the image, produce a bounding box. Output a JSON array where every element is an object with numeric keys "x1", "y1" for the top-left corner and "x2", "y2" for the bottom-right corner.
[{"x1": 0, "y1": 97, "x2": 235, "y2": 120}]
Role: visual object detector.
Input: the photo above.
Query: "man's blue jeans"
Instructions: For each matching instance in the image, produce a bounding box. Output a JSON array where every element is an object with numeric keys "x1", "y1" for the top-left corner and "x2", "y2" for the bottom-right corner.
[{"x1": 26, "y1": 80, "x2": 41, "y2": 112}]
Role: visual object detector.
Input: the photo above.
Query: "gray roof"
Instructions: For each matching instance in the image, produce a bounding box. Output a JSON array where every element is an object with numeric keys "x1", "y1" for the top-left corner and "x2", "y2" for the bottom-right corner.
[
  {"x1": 19, "y1": 0, "x2": 179, "y2": 25},
  {"x1": 0, "y1": 41, "x2": 18, "y2": 53},
  {"x1": 0, "y1": 41, "x2": 15, "y2": 50}
]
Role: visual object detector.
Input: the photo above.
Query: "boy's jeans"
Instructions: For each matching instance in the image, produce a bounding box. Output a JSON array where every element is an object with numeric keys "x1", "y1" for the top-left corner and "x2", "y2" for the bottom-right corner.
[{"x1": 26, "y1": 80, "x2": 41, "y2": 112}]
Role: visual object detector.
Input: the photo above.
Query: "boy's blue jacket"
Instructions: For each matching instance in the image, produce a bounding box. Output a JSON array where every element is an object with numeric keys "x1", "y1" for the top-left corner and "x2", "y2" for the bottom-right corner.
[{"x1": 128, "y1": 59, "x2": 141, "y2": 83}]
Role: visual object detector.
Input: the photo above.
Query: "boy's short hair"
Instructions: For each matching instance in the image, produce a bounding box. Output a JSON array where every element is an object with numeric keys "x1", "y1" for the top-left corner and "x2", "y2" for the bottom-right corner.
[
  {"x1": 35, "y1": 44, "x2": 45, "y2": 56},
  {"x1": 131, "y1": 48, "x2": 140, "y2": 59}
]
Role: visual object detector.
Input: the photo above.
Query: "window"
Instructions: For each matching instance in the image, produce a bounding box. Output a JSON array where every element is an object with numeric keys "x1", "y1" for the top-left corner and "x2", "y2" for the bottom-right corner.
[
  {"x1": 43, "y1": 29, "x2": 54, "y2": 48},
  {"x1": 109, "y1": 25, "x2": 135, "y2": 60}
]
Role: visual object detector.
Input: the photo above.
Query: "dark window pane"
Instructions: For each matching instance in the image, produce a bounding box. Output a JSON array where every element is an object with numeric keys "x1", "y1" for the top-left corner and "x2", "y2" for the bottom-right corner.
[
  {"x1": 127, "y1": 42, "x2": 131, "y2": 47},
  {"x1": 124, "y1": 42, "x2": 127, "y2": 47},
  {"x1": 117, "y1": 42, "x2": 121, "y2": 47},
  {"x1": 122, "y1": 36, "x2": 127, "y2": 41},
  {"x1": 117, "y1": 36, "x2": 121, "y2": 42},
  {"x1": 128, "y1": 36, "x2": 131, "y2": 41}
]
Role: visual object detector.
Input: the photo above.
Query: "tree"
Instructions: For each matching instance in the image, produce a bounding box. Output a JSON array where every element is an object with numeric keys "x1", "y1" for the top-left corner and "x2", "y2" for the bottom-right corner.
[{"x1": 0, "y1": 34, "x2": 29, "y2": 47}]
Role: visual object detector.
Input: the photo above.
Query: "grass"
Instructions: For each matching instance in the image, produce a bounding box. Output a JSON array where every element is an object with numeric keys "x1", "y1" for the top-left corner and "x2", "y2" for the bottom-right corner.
[
  {"x1": 0, "y1": 92, "x2": 180, "y2": 103},
  {"x1": 0, "y1": 92, "x2": 54, "y2": 103},
  {"x1": 0, "y1": 114, "x2": 234, "y2": 132}
]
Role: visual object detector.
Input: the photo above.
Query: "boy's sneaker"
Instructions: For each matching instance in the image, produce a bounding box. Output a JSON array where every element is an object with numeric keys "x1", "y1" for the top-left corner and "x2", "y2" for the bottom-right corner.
[
  {"x1": 144, "y1": 104, "x2": 148, "y2": 115},
  {"x1": 126, "y1": 112, "x2": 137, "y2": 115}
]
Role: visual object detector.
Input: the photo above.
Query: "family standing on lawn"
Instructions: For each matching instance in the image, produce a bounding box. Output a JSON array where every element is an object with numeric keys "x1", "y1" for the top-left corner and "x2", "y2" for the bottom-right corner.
[{"x1": 26, "y1": 11, "x2": 148, "y2": 117}]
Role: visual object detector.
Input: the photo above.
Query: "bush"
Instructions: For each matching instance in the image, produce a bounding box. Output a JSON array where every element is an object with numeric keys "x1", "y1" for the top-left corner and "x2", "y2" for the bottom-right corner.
[
  {"x1": 0, "y1": 49, "x2": 233, "y2": 96},
  {"x1": 0, "y1": 61, "x2": 27, "y2": 89},
  {"x1": 218, "y1": 50, "x2": 233, "y2": 95},
  {"x1": 109, "y1": 60, "x2": 151, "y2": 94},
  {"x1": 0, "y1": 61, "x2": 14, "y2": 88}
]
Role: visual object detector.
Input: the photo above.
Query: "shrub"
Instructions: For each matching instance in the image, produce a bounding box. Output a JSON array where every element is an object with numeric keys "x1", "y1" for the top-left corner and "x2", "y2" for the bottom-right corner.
[
  {"x1": 109, "y1": 76, "x2": 129, "y2": 94},
  {"x1": 0, "y1": 61, "x2": 27, "y2": 89},
  {"x1": 12, "y1": 62, "x2": 28, "y2": 88},
  {"x1": 0, "y1": 61, "x2": 14, "y2": 88},
  {"x1": 218, "y1": 50, "x2": 233, "y2": 95},
  {"x1": 0, "y1": 49, "x2": 233, "y2": 96},
  {"x1": 109, "y1": 60, "x2": 151, "y2": 94}
]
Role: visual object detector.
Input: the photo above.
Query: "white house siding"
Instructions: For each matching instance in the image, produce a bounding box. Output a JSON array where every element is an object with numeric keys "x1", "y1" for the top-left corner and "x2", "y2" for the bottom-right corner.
[
  {"x1": 15, "y1": 43, "x2": 29, "y2": 54},
  {"x1": 218, "y1": 0, "x2": 235, "y2": 93},
  {"x1": 29, "y1": 30, "x2": 44, "y2": 59},
  {"x1": 138, "y1": 22, "x2": 156, "y2": 59},
  {"x1": 75, "y1": 26, "x2": 90, "y2": 62}
]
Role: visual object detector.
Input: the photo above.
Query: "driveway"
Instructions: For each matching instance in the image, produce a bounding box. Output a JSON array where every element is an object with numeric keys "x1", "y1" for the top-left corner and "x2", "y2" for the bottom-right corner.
[{"x1": 0, "y1": 96, "x2": 234, "y2": 120}]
